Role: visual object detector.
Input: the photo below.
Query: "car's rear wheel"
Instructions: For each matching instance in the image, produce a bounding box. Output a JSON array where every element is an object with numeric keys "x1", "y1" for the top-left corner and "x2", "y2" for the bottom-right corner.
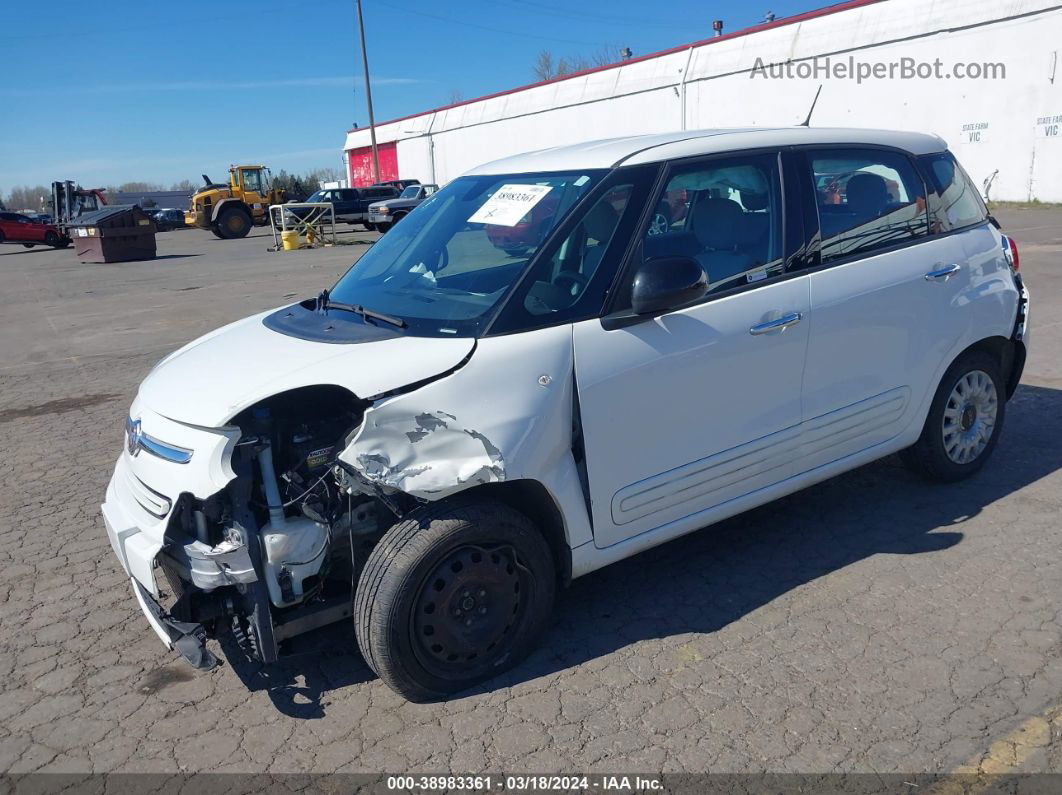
[
  {"x1": 44, "y1": 231, "x2": 62, "y2": 248},
  {"x1": 23, "y1": 243, "x2": 34, "y2": 248},
  {"x1": 355, "y1": 500, "x2": 556, "y2": 702},
  {"x1": 901, "y1": 349, "x2": 1005, "y2": 482}
]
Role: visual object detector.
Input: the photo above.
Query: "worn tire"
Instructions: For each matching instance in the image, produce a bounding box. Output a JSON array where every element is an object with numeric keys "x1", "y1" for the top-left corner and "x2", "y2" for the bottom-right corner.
[
  {"x1": 23, "y1": 243, "x2": 34, "y2": 248},
  {"x1": 355, "y1": 500, "x2": 555, "y2": 702},
  {"x1": 900, "y1": 350, "x2": 1006, "y2": 482},
  {"x1": 216, "y1": 207, "x2": 252, "y2": 239},
  {"x1": 44, "y1": 231, "x2": 62, "y2": 248},
  {"x1": 210, "y1": 226, "x2": 225, "y2": 239}
]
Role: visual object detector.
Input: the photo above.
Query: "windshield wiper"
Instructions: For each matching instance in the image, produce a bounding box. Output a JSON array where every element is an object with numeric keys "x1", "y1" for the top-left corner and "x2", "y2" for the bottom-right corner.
[{"x1": 315, "y1": 289, "x2": 407, "y2": 329}]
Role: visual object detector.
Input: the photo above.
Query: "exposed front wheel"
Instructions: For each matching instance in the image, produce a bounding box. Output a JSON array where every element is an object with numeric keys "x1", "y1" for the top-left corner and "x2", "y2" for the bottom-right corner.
[
  {"x1": 354, "y1": 501, "x2": 556, "y2": 702},
  {"x1": 901, "y1": 350, "x2": 1006, "y2": 482}
]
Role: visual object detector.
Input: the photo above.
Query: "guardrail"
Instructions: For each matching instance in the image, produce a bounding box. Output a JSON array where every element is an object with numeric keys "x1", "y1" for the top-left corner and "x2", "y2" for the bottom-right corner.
[{"x1": 268, "y1": 202, "x2": 337, "y2": 250}]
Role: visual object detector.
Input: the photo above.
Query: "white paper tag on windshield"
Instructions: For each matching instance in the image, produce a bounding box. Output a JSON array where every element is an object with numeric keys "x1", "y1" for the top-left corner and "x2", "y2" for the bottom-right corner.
[{"x1": 468, "y1": 184, "x2": 552, "y2": 227}]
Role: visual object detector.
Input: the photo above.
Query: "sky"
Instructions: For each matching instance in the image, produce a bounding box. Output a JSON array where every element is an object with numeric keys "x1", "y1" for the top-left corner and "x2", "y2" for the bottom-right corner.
[{"x1": 0, "y1": 0, "x2": 829, "y2": 191}]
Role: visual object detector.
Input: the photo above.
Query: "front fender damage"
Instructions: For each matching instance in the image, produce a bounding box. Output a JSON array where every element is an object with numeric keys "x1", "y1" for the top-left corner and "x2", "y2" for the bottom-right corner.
[
  {"x1": 352, "y1": 410, "x2": 505, "y2": 498},
  {"x1": 337, "y1": 324, "x2": 576, "y2": 508}
]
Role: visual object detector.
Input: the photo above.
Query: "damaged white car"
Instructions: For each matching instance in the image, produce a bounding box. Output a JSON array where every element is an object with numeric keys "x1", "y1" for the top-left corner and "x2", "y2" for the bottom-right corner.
[{"x1": 103, "y1": 127, "x2": 1029, "y2": 701}]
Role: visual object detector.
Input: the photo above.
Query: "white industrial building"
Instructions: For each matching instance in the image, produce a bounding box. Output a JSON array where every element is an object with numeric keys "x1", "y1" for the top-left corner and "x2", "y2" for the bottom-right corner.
[{"x1": 344, "y1": 0, "x2": 1062, "y2": 202}]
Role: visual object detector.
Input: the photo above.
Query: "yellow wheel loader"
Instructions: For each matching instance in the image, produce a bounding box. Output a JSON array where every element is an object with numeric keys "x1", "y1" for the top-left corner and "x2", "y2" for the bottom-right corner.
[{"x1": 185, "y1": 165, "x2": 286, "y2": 239}]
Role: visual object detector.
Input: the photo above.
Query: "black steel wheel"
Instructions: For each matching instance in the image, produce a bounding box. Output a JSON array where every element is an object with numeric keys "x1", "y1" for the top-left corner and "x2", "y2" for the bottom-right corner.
[
  {"x1": 44, "y1": 231, "x2": 61, "y2": 248},
  {"x1": 355, "y1": 500, "x2": 555, "y2": 702}
]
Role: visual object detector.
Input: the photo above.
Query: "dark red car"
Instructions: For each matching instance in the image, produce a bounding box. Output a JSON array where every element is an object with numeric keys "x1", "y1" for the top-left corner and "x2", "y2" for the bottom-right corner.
[{"x1": 0, "y1": 211, "x2": 69, "y2": 248}]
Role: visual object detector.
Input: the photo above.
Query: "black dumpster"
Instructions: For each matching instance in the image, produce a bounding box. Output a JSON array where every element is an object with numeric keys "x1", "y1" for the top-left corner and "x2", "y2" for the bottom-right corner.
[{"x1": 67, "y1": 205, "x2": 156, "y2": 263}]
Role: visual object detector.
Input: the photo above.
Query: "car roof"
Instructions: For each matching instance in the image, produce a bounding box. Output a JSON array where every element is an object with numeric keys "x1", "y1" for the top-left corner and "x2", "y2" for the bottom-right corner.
[{"x1": 463, "y1": 127, "x2": 949, "y2": 175}]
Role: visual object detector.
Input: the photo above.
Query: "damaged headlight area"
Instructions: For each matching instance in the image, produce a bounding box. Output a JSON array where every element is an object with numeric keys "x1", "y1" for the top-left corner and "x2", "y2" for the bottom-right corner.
[{"x1": 155, "y1": 386, "x2": 396, "y2": 669}]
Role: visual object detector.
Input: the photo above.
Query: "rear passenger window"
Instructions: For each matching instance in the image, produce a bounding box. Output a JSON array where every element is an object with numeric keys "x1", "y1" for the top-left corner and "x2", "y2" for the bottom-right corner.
[
  {"x1": 641, "y1": 154, "x2": 783, "y2": 295},
  {"x1": 919, "y1": 152, "x2": 988, "y2": 232},
  {"x1": 808, "y1": 149, "x2": 928, "y2": 262}
]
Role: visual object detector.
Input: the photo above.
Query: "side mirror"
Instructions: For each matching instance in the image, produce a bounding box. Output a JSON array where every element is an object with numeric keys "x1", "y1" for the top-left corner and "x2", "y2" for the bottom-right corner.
[{"x1": 631, "y1": 256, "x2": 708, "y2": 315}]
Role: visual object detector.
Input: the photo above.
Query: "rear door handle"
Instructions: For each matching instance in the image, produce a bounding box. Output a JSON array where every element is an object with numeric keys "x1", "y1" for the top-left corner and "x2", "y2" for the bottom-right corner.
[
  {"x1": 925, "y1": 263, "x2": 961, "y2": 281},
  {"x1": 750, "y1": 311, "x2": 804, "y2": 335}
]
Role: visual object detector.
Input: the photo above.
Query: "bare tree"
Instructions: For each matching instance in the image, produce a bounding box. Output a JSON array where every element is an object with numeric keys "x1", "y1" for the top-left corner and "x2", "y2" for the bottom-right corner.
[
  {"x1": 117, "y1": 181, "x2": 164, "y2": 193},
  {"x1": 447, "y1": 88, "x2": 464, "y2": 104},
  {"x1": 170, "y1": 179, "x2": 195, "y2": 191},
  {"x1": 534, "y1": 46, "x2": 620, "y2": 80},
  {"x1": 4, "y1": 185, "x2": 51, "y2": 212},
  {"x1": 533, "y1": 50, "x2": 556, "y2": 80}
]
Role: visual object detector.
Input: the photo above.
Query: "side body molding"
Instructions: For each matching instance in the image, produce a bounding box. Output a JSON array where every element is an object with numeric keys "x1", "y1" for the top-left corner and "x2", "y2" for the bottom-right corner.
[{"x1": 338, "y1": 324, "x2": 593, "y2": 549}]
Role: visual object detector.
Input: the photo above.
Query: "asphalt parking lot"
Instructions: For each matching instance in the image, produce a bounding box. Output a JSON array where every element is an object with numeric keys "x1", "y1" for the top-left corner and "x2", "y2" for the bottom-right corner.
[{"x1": 0, "y1": 211, "x2": 1060, "y2": 775}]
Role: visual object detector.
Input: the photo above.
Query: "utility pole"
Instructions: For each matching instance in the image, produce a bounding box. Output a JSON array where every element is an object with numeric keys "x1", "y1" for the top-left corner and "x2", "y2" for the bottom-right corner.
[{"x1": 355, "y1": 0, "x2": 381, "y2": 184}]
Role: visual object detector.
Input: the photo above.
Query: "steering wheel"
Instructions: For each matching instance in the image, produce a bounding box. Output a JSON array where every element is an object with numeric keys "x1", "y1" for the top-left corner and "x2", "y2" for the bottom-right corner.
[{"x1": 554, "y1": 271, "x2": 589, "y2": 292}]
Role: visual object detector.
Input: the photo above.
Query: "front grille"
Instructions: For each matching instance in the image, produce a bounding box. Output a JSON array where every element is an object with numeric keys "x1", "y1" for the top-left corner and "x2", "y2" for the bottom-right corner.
[{"x1": 159, "y1": 556, "x2": 186, "y2": 600}]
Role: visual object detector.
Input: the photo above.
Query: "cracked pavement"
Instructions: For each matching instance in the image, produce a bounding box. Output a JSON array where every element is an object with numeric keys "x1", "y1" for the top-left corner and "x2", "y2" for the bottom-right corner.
[{"x1": 0, "y1": 215, "x2": 1060, "y2": 774}]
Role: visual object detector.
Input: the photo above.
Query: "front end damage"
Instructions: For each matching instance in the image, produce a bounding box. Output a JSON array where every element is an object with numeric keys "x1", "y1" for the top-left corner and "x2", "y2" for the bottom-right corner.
[{"x1": 104, "y1": 324, "x2": 593, "y2": 670}]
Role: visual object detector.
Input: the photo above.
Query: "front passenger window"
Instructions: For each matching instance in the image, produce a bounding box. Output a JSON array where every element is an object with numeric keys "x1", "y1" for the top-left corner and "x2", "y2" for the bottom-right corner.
[
  {"x1": 640, "y1": 154, "x2": 784, "y2": 296},
  {"x1": 522, "y1": 184, "x2": 631, "y2": 316}
]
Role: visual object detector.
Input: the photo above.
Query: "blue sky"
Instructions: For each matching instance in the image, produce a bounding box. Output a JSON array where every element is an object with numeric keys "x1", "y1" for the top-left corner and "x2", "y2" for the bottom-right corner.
[{"x1": 0, "y1": 0, "x2": 826, "y2": 189}]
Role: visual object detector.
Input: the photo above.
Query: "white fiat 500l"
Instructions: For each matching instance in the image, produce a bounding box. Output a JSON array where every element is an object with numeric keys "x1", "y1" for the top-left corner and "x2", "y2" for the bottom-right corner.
[{"x1": 103, "y1": 128, "x2": 1029, "y2": 700}]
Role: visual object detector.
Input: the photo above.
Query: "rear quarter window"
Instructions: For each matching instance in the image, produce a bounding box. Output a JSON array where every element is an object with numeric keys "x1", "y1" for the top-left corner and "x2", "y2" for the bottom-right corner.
[{"x1": 918, "y1": 152, "x2": 989, "y2": 232}]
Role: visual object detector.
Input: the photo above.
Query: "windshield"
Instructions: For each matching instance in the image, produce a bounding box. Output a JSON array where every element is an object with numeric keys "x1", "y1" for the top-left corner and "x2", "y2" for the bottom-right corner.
[
  {"x1": 328, "y1": 170, "x2": 604, "y2": 336},
  {"x1": 306, "y1": 190, "x2": 327, "y2": 202},
  {"x1": 399, "y1": 185, "x2": 420, "y2": 199}
]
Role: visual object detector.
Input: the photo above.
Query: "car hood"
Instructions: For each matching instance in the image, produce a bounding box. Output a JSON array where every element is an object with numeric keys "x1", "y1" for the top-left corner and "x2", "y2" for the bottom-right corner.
[
  {"x1": 369, "y1": 199, "x2": 414, "y2": 210},
  {"x1": 137, "y1": 310, "x2": 475, "y2": 428}
]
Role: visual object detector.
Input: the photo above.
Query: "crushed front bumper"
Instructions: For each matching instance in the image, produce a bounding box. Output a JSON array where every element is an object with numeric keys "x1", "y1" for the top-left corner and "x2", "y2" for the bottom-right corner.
[
  {"x1": 131, "y1": 579, "x2": 218, "y2": 669},
  {"x1": 101, "y1": 459, "x2": 231, "y2": 669}
]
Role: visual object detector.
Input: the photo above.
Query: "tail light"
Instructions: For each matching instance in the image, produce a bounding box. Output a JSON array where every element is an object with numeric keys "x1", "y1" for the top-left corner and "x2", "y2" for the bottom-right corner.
[{"x1": 1003, "y1": 235, "x2": 1020, "y2": 272}]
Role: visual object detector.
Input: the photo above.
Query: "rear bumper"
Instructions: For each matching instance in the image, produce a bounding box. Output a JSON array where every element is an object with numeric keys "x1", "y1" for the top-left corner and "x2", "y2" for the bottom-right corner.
[{"x1": 1007, "y1": 280, "x2": 1030, "y2": 398}]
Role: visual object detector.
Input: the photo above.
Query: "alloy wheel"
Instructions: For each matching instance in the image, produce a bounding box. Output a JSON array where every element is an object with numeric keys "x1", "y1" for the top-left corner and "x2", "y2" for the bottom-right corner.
[{"x1": 942, "y1": 369, "x2": 998, "y2": 464}]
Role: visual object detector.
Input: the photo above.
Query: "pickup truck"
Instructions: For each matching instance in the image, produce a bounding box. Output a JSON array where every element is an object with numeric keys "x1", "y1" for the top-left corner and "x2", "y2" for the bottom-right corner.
[
  {"x1": 367, "y1": 183, "x2": 439, "y2": 232},
  {"x1": 293, "y1": 186, "x2": 400, "y2": 228}
]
